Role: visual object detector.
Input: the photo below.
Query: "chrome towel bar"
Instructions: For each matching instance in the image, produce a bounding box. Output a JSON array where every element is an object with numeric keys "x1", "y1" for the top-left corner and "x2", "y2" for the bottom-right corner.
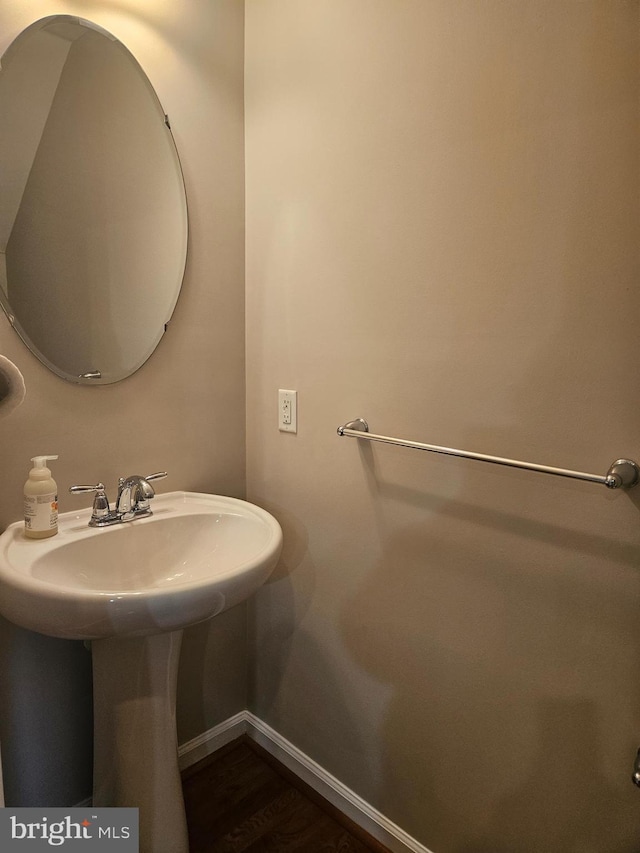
[{"x1": 337, "y1": 419, "x2": 640, "y2": 490}]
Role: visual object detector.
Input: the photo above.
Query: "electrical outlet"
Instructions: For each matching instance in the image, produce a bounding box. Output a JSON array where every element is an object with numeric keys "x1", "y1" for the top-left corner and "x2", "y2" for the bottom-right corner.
[{"x1": 278, "y1": 389, "x2": 297, "y2": 433}]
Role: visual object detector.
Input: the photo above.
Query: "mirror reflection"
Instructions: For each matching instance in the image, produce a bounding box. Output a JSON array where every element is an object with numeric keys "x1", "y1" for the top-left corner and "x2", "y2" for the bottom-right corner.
[{"x1": 0, "y1": 16, "x2": 188, "y2": 384}]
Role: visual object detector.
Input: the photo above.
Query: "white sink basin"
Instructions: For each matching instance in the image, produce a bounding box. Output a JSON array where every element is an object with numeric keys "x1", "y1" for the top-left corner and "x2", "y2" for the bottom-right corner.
[
  {"x1": 0, "y1": 490, "x2": 283, "y2": 851},
  {"x1": 0, "y1": 491, "x2": 283, "y2": 639}
]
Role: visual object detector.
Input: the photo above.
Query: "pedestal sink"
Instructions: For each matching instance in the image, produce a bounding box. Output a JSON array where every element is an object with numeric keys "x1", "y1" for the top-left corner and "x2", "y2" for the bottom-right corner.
[{"x1": 0, "y1": 491, "x2": 283, "y2": 852}]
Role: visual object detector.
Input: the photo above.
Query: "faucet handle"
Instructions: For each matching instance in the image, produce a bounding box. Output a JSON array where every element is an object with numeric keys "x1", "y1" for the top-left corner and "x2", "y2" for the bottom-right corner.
[
  {"x1": 145, "y1": 472, "x2": 167, "y2": 482},
  {"x1": 69, "y1": 483, "x2": 111, "y2": 523},
  {"x1": 69, "y1": 482, "x2": 106, "y2": 495}
]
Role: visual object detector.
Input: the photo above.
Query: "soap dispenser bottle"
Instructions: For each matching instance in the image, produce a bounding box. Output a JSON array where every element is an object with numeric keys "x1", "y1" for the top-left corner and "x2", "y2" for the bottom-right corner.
[{"x1": 24, "y1": 455, "x2": 59, "y2": 539}]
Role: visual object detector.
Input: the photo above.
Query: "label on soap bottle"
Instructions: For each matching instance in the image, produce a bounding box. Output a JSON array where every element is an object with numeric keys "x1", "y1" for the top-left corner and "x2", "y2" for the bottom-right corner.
[{"x1": 24, "y1": 493, "x2": 58, "y2": 531}]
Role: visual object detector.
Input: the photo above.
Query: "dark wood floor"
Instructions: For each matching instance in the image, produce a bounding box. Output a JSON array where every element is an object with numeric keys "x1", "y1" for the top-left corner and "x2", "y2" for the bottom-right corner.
[{"x1": 182, "y1": 736, "x2": 391, "y2": 853}]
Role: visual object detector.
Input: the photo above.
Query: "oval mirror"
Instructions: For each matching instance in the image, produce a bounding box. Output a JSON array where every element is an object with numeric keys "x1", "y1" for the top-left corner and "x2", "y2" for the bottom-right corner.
[{"x1": 0, "y1": 16, "x2": 188, "y2": 384}]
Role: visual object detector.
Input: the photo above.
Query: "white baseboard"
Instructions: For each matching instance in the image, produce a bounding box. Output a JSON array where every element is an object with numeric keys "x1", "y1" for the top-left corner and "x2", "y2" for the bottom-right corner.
[
  {"x1": 178, "y1": 710, "x2": 249, "y2": 770},
  {"x1": 178, "y1": 711, "x2": 434, "y2": 853}
]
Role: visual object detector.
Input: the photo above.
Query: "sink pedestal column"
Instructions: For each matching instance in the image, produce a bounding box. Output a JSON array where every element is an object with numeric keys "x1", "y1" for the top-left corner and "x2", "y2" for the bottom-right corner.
[{"x1": 92, "y1": 630, "x2": 187, "y2": 853}]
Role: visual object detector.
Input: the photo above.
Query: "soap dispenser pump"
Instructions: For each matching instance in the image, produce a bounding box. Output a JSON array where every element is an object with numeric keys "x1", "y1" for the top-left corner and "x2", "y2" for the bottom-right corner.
[{"x1": 24, "y1": 455, "x2": 59, "y2": 539}]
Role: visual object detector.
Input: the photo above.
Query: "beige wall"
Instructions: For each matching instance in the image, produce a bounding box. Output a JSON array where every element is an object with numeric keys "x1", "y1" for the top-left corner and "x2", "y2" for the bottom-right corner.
[
  {"x1": 0, "y1": 0, "x2": 246, "y2": 804},
  {"x1": 245, "y1": 2, "x2": 640, "y2": 851}
]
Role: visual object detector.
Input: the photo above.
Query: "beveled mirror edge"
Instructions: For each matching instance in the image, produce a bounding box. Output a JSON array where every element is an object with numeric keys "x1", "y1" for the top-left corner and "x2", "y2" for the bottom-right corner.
[{"x1": 0, "y1": 15, "x2": 189, "y2": 385}]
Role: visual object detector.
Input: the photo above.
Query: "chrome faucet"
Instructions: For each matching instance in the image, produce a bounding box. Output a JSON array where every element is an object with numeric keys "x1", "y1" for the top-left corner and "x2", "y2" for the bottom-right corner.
[{"x1": 70, "y1": 472, "x2": 167, "y2": 527}]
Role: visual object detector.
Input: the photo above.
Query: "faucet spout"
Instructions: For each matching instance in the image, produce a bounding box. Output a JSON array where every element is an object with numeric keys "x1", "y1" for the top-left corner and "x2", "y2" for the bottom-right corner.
[{"x1": 117, "y1": 475, "x2": 154, "y2": 515}]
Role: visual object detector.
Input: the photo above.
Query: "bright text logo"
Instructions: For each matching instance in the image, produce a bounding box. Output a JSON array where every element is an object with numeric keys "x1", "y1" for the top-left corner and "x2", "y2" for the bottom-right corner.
[{"x1": 0, "y1": 809, "x2": 138, "y2": 850}]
